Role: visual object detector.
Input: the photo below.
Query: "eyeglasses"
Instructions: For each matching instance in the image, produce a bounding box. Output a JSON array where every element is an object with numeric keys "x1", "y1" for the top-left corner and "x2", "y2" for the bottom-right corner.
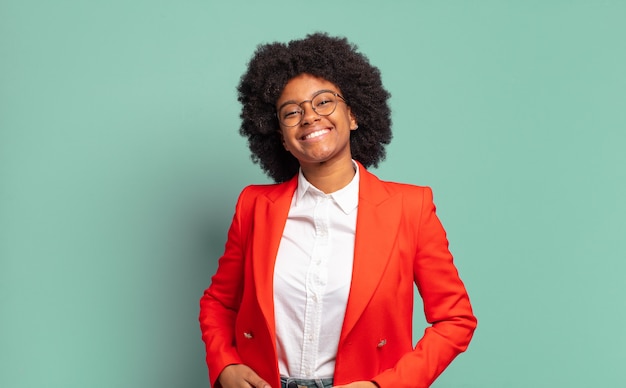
[{"x1": 277, "y1": 90, "x2": 346, "y2": 127}]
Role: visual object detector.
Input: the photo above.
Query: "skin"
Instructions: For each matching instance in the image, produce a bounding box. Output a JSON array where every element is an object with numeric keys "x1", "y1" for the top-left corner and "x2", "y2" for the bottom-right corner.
[{"x1": 218, "y1": 74, "x2": 375, "y2": 388}]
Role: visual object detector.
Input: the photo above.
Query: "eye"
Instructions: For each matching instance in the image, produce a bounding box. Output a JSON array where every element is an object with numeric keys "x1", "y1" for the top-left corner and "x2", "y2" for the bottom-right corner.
[
  {"x1": 315, "y1": 96, "x2": 333, "y2": 107},
  {"x1": 281, "y1": 105, "x2": 302, "y2": 119}
]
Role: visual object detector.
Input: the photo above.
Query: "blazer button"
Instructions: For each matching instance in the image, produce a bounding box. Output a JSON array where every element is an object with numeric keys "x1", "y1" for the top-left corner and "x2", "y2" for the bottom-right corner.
[
  {"x1": 243, "y1": 332, "x2": 253, "y2": 339},
  {"x1": 377, "y1": 339, "x2": 387, "y2": 348}
]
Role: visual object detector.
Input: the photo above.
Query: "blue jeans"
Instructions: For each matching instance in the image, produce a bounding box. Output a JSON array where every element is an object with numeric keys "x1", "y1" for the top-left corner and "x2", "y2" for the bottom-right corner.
[{"x1": 280, "y1": 376, "x2": 333, "y2": 388}]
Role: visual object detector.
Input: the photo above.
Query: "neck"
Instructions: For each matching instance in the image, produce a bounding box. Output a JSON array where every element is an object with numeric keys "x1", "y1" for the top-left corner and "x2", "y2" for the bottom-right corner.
[{"x1": 300, "y1": 159, "x2": 356, "y2": 194}]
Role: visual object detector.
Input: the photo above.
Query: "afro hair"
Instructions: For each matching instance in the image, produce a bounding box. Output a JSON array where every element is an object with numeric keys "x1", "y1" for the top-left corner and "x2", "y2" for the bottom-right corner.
[{"x1": 237, "y1": 32, "x2": 392, "y2": 182}]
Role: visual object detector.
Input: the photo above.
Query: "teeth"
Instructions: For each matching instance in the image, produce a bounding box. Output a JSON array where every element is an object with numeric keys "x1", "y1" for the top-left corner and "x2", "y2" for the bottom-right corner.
[{"x1": 303, "y1": 129, "x2": 328, "y2": 140}]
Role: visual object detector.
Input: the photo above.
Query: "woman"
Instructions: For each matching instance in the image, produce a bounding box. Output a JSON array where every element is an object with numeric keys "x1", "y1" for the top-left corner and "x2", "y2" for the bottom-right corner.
[{"x1": 199, "y1": 33, "x2": 477, "y2": 388}]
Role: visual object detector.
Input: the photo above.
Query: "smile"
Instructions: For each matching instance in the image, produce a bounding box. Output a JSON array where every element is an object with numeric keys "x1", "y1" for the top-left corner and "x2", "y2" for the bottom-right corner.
[{"x1": 301, "y1": 128, "x2": 330, "y2": 140}]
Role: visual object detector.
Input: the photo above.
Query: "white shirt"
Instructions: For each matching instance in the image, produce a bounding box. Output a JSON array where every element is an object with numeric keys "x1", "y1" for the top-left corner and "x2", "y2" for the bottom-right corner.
[{"x1": 273, "y1": 165, "x2": 359, "y2": 379}]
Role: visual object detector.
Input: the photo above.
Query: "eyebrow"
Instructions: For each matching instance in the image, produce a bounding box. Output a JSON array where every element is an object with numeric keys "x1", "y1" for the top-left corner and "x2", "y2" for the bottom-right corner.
[{"x1": 276, "y1": 89, "x2": 337, "y2": 111}]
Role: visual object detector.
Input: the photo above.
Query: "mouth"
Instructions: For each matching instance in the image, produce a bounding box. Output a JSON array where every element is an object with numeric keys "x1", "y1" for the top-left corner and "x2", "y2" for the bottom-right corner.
[{"x1": 301, "y1": 128, "x2": 331, "y2": 141}]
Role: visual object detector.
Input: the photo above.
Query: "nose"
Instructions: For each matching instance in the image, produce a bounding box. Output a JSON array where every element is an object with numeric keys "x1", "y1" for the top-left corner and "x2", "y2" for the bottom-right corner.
[{"x1": 300, "y1": 102, "x2": 320, "y2": 125}]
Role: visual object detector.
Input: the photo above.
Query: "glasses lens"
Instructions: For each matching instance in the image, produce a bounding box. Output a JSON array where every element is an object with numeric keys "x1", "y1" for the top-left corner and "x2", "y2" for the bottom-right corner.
[
  {"x1": 312, "y1": 92, "x2": 338, "y2": 116},
  {"x1": 279, "y1": 104, "x2": 303, "y2": 126}
]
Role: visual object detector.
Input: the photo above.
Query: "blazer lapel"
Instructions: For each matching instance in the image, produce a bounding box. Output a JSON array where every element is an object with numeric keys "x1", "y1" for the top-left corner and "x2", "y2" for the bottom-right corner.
[
  {"x1": 251, "y1": 176, "x2": 297, "y2": 337},
  {"x1": 340, "y1": 164, "x2": 402, "y2": 341}
]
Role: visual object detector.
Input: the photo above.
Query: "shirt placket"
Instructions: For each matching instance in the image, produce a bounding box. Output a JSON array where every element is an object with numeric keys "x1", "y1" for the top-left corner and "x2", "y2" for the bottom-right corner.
[{"x1": 300, "y1": 194, "x2": 330, "y2": 377}]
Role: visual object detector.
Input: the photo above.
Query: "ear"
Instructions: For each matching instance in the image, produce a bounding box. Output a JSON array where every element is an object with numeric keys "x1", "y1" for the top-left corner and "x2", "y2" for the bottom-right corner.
[
  {"x1": 348, "y1": 108, "x2": 358, "y2": 131},
  {"x1": 278, "y1": 130, "x2": 290, "y2": 151}
]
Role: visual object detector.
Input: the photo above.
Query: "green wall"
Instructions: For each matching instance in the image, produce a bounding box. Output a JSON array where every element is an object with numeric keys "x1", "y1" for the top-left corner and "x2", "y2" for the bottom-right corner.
[{"x1": 1, "y1": 1, "x2": 625, "y2": 387}]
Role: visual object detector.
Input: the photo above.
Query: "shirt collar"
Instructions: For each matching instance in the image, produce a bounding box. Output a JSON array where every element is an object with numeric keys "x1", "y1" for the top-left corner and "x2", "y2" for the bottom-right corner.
[{"x1": 294, "y1": 160, "x2": 360, "y2": 214}]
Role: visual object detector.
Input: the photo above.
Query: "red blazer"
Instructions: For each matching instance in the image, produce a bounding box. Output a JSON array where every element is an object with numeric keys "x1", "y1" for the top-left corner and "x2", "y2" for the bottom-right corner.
[{"x1": 199, "y1": 163, "x2": 476, "y2": 388}]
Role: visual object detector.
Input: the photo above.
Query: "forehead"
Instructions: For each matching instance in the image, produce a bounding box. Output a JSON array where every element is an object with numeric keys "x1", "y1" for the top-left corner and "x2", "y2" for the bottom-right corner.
[{"x1": 277, "y1": 74, "x2": 341, "y2": 104}]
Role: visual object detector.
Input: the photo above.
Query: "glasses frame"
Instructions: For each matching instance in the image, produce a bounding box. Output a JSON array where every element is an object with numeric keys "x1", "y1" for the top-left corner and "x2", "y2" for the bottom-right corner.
[{"x1": 276, "y1": 89, "x2": 347, "y2": 127}]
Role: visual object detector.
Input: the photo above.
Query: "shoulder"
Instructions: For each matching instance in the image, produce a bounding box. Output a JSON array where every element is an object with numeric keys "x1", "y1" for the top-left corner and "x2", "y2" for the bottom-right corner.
[
  {"x1": 237, "y1": 181, "x2": 287, "y2": 200},
  {"x1": 239, "y1": 182, "x2": 284, "y2": 195},
  {"x1": 361, "y1": 168, "x2": 433, "y2": 199},
  {"x1": 234, "y1": 177, "x2": 297, "y2": 206},
  {"x1": 379, "y1": 180, "x2": 432, "y2": 195}
]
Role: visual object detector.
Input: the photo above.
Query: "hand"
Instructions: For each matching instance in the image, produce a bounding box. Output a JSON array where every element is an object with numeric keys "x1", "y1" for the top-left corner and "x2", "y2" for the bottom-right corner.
[
  {"x1": 218, "y1": 364, "x2": 272, "y2": 388},
  {"x1": 333, "y1": 381, "x2": 378, "y2": 388}
]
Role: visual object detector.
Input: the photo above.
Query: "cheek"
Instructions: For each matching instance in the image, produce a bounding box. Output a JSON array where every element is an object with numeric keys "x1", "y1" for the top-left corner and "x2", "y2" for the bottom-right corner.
[{"x1": 337, "y1": 109, "x2": 356, "y2": 128}]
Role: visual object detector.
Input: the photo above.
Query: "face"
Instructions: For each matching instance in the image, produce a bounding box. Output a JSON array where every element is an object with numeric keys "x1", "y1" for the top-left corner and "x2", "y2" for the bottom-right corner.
[{"x1": 276, "y1": 74, "x2": 358, "y2": 169}]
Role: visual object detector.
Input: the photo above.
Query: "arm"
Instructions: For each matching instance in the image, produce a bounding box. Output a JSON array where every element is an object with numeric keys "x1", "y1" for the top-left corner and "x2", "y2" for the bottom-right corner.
[
  {"x1": 199, "y1": 188, "x2": 253, "y2": 387},
  {"x1": 373, "y1": 187, "x2": 477, "y2": 388}
]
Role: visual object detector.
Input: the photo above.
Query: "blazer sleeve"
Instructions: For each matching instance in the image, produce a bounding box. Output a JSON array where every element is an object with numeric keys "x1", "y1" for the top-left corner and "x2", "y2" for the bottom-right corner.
[
  {"x1": 373, "y1": 186, "x2": 477, "y2": 388},
  {"x1": 199, "y1": 187, "x2": 250, "y2": 387}
]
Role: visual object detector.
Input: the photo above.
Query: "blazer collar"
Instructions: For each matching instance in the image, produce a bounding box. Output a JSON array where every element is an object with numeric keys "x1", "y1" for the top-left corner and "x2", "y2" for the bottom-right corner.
[
  {"x1": 251, "y1": 175, "x2": 297, "y2": 341},
  {"x1": 340, "y1": 162, "x2": 402, "y2": 341}
]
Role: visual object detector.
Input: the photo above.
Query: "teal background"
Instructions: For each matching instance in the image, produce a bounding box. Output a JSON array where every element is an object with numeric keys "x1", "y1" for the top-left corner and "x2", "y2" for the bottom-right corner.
[{"x1": 1, "y1": 1, "x2": 625, "y2": 387}]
